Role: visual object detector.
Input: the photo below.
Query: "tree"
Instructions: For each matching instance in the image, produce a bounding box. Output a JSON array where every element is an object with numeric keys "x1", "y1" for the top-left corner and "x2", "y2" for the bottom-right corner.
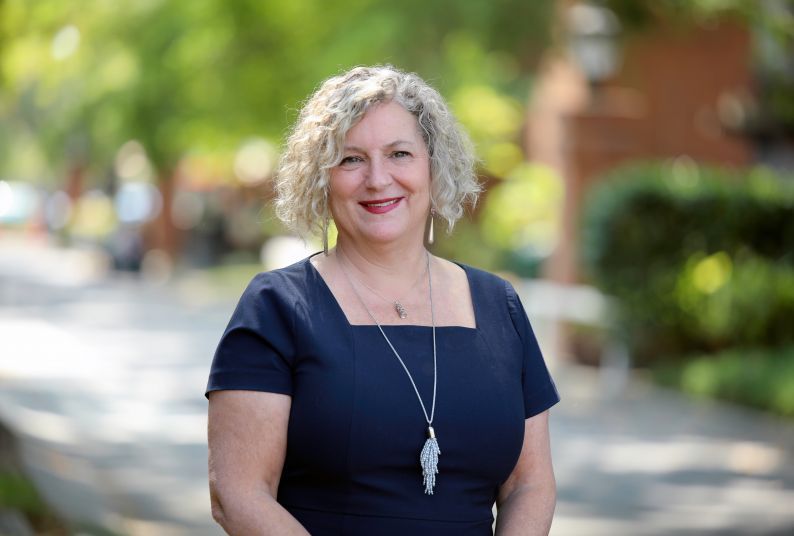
[{"x1": 0, "y1": 0, "x2": 557, "y2": 259}]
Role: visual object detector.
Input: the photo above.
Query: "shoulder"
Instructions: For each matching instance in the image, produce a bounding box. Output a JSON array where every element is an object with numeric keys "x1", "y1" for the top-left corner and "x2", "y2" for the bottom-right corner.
[
  {"x1": 244, "y1": 255, "x2": 317, "y2": 293},
  {"x1": 444, "y1": 259, "x2": 516, "y2": 295},
  {"x1": 223, "y1": 255, "x2": 326, "y2": 338},
  {"x1": 438, "y1": 257, "x2": 520, "y2": 313},
  {"x1": 444, "y1": 259, "x2": 530, "y2": 328}
]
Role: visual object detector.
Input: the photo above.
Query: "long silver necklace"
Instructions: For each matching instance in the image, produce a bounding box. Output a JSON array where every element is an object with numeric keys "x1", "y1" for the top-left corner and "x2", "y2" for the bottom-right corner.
[
  {"x1": 337, "y1": 248, "x2": 441, "y2": 495},
  {"x1": 347, "y1": 262, "x2": 427, "y2": 319}
]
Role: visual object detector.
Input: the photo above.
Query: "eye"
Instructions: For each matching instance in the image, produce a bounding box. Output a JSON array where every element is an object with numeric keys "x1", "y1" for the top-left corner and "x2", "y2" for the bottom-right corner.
[
  {"x1": 392, "y1": 150, "x2": 411, "y2": 158},
  {"x1": 339, "y1": 155, "x2": 363, "y2": 166}
]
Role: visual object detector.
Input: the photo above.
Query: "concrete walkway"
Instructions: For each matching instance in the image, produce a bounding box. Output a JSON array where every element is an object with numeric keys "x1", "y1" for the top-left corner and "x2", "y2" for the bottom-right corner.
[
  {"x1": 549, "y1": 366, "x2": 794, "y2": 535},
  {"x1": 1, "y1": 236, "x2": 793, "y2": 535}
]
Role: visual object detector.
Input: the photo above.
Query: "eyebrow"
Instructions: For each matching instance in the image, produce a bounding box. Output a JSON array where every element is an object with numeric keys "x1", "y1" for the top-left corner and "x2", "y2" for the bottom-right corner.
[{"x1": 344, "y1": 140, "x2": 416, "y2": 152}]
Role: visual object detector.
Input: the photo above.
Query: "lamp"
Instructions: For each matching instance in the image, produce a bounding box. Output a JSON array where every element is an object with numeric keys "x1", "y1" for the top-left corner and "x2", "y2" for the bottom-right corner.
[{"x1": 567, "y1": 2, "x2": 622, "y2": 85}]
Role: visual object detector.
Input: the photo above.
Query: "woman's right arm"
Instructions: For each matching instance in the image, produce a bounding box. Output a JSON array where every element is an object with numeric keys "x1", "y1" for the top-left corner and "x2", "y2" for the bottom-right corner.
[{"x1": 208, "y1": 390, "x2": 310, "y2": 535}]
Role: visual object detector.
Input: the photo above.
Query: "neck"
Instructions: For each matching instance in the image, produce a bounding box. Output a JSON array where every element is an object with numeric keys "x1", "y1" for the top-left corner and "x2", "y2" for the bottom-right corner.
[{"x1": 334, "y1": 235, "x2": 428, "y2": 289}]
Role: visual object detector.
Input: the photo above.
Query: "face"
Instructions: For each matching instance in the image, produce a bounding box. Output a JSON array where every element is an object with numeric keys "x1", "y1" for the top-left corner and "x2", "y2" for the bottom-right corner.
[{"x1": 328, "y1": 100, "x2": 431, "y2": 248}]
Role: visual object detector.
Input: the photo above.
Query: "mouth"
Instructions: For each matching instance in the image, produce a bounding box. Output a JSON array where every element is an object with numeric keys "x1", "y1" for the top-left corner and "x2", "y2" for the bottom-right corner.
[{"x1": 359, "y1": 197, "x2": 403, "y2": 214}]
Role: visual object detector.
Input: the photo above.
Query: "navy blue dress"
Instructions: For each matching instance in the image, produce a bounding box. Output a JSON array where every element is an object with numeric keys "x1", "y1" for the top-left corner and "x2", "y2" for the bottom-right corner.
[{"x1": 206, "y1": 254, "x2": 559, "y2": 535}]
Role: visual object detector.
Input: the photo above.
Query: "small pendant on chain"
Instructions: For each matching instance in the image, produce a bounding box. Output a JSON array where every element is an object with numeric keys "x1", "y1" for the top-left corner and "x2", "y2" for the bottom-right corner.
[{"x1": 394, "y1": 301, "x2": 408, "y2": 319}]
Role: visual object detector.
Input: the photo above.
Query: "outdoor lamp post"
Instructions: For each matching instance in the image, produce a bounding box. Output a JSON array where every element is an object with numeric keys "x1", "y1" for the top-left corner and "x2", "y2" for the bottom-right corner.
[{"x1": 566, "y1": 2, "x2": 622, "y2": 85}]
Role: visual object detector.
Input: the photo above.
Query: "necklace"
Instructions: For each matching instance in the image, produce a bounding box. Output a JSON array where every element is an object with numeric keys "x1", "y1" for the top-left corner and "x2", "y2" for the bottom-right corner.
[
  {"x1": 337, "y1": 248, "x2": 441, "y2": 495},
  {"x1": 344, "y1": 261, "x2": 427, "y2": 319}
]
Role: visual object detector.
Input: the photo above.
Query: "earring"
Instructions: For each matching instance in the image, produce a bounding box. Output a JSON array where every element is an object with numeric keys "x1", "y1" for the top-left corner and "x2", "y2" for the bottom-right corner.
[
  {"x1": 322, "y1": 218, "x2": 329, "y2": 255},
  {"x1": 427, "y1": 209, "x2": 435, "y2": 245}
]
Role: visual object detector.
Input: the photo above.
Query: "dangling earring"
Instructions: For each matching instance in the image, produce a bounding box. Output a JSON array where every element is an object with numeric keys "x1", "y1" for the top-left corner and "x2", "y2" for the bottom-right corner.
[
  {"x1": 427, "y1": 208, "x2": 435, "y2": 245},
  {"x1": 322, "y1": 217, "x2": 330, "y2": 255}
]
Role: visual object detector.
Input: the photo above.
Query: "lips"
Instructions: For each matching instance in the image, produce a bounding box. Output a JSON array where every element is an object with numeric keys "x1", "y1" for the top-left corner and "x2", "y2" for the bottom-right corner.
[{"x1": 359, "y1": 197, "x2": 403, "y2": 214}]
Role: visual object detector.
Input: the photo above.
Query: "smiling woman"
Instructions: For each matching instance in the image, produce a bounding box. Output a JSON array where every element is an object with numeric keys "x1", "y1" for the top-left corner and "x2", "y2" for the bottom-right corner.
[
  {"x1": 274, "y1": 65, "x2": 480, "y2": 247},
  {"x1": 205, "y1": 65, "x2": 560, "y2": 536}
]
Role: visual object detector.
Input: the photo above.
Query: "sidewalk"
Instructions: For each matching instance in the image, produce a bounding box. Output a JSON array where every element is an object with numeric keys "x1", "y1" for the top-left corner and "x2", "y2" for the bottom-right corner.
[
  {"x1": 0, "y1": 236, "x2": 225, "y2": 535},
  {"x1": 549, "y1": 365, "x2": 794, "y2": 535},
  {"x1": 1, "y1": 236, "x2": 793, "y2": 535}
]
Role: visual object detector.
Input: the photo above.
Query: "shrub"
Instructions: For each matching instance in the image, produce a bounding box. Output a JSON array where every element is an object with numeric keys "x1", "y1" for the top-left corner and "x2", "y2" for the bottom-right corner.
[
  {"x1": 581, "y1": 161, "x2": 794, "y2": 365},
  {"x1": 654, "y1": 345, "x2": 794, "y2": 417}
]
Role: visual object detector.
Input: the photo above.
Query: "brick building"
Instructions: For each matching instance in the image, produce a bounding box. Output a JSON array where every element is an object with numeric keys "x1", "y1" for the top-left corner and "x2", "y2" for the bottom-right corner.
[{"x1": 526, "y1": 7, "x2": 754, "y2": 286}]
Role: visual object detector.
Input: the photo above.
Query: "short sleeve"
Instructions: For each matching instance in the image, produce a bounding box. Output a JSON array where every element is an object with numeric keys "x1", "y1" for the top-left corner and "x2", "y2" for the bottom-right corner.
[
  {"x1": 205, "y1": 273, "x2": 296, "y2": 398},
  {"x1": 505, "y1": 280, "x2": 560, "y2": 418}
]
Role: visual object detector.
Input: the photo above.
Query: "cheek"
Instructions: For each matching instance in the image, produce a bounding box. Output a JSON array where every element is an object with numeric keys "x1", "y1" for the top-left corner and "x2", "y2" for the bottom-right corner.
[
  {"x1": 417, "y1": 160, "x2": 432, "y2": 189},
  {"x1": 328, "y1": 175, "x2": 360, "y2": 216},
  {"x1": 328, "y1": 175, "x2": 349, "y2": 200},
  {"x1": 414, "y1": 170, "x2": 432, "y2": 195}
]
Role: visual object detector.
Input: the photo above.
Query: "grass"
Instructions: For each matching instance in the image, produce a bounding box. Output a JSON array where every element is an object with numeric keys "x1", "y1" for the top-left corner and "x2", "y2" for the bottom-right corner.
[
  {"x1": 0, "y1": 471, "x2": 44, "y2": 512},
  {"x1": 0, "y1": 470, "x2": 70, "y2": 534}
]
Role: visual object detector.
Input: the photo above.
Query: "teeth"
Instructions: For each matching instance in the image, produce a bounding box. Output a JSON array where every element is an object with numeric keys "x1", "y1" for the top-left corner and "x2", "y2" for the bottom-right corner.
[{"x1": 367, "y1": 199, "x2": 399, "y2": 207}]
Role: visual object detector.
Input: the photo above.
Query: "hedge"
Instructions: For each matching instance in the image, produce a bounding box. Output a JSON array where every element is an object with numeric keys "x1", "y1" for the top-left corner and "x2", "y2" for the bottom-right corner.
[
  {"x1": 580, "y1": 161, "x2": 794, "y2": 365},
  {"x1": 653, "y1": 345, "x2": 794, "y2": 417}
]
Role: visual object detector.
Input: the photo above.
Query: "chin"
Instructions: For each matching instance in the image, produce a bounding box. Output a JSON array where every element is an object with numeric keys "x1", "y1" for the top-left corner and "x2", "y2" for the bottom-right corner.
[
  {"x1": 361, "y1": 232, "x2": 404, "y2": 245},
  {"x1": 358, "y1": 225, "x2": 415, "y2": 245}
]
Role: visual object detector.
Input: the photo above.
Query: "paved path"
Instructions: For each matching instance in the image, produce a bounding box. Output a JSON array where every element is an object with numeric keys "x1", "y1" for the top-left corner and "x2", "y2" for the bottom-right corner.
[
  {"x1": 549, "y1": 366, "x2": 794, "y2": 535},
  {"x1": 1, "y1": 236, "x2": 793, "y2": 535},
  {"x1": 1, "y1": 237, "x2": 226, "y2": 535}
]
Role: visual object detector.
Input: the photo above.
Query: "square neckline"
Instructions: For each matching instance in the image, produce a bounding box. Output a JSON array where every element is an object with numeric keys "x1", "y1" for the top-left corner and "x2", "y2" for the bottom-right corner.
[{"x1": 305, "y1": 251, "x2": 479, "y2": 331}]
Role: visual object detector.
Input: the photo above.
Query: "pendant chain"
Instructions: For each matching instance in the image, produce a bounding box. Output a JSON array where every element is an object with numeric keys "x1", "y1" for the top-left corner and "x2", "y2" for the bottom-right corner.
[
  {"x1": 341, "y1": 256, "x2": 428, "y2": 319},
  {"x1": 336, "y1": 249, "x2": 437, "y2": 426},
  {"x1": 336, "y1": 247, "x2": 441, "y2": 494}
]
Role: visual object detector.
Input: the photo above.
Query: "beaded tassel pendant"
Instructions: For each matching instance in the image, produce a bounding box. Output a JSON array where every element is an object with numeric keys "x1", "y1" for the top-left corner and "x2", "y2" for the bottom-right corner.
[{"x1": 420, "y1": 426, "x2": 441, "y2": 494}]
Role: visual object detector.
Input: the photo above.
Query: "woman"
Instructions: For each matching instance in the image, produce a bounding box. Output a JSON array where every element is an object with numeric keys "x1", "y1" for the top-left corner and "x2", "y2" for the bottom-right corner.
[{"x1": 206, "y1": 65, "x2": 559, "y2": 535}]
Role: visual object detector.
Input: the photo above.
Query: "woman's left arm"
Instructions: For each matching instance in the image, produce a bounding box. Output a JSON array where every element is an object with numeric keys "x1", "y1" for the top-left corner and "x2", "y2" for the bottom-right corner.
[{"x1": 495, "y1": 410, "x2": 556, "y2": 536}]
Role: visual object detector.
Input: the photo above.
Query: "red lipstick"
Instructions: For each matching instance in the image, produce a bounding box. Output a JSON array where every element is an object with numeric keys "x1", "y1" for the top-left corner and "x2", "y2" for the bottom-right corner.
[{"x1": 359, "y1": 197, "x2": 403, "y2": 214}]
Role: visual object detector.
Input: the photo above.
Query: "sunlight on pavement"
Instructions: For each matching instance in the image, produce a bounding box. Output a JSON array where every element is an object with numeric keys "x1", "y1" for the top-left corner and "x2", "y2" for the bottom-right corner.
[
  {"x1": 0, "y1": 318, "x2": 110, "y2": 380},
  {"x1": 549, "y1": 365, "x2": 794, "y2": 535},
  {"x1": 597, "y1": 438, "x2": 784, "y2": 476},
  {"x1": 0, "y1": 236, "x2": 110, "y2": 286}
]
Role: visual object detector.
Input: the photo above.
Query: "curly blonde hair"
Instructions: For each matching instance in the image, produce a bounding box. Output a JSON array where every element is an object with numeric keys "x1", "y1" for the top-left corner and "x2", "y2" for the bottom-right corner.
[{"x1": 274, "y1": 65, "x2": 480, "y2": 239}]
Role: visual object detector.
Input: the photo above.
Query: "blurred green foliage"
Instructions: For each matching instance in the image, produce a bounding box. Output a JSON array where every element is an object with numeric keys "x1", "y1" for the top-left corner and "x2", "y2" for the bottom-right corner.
[
  {"x1": 431, "y1": 163, "x2": 564, "y2": 276},
  {"x1": 0, "y1": 471, "x2": 44, "y2": 513},
  {"x1": 0, "y1": 0, "x2": 567, "y2": 274},
  {"x1": 581, "y1": 160, "x2": 794, "y2": 364},
  {"x1": 481, "y1": 163, "x2": 563, "y2": 253},
  {"x1": 0, "y1": 469, "x2": 74, "y2": 533},
  {"x1": 654, "y1": 345, "x2": 794, "y2": 417},
  {"x1": 0, "y1": 0, "x2": 554, "y2": 184}
]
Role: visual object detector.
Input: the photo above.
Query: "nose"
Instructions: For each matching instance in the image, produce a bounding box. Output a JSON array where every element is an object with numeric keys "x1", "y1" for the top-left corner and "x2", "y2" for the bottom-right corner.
[{"x1": 364, "y1": 156, "x2": 392, "y2": 190}]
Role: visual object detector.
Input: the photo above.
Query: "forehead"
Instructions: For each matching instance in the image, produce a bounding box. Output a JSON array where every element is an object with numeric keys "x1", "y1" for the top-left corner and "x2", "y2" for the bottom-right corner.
[{"x1": 344, "y1": 101, "x2": 423, "y2": 144}]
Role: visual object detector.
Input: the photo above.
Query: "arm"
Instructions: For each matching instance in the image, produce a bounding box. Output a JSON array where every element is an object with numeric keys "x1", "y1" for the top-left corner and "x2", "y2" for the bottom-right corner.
[
  {"x1": 494, "y1": 410, "x2": 556, "y2": 536},
  {"x1": 208, "y1": 390, "x2": 309, "y2": 535}
]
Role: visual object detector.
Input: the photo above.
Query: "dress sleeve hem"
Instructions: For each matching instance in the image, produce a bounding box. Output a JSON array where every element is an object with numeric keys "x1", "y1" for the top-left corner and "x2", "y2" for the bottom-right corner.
[
  {"x1": 205, "y1": 372, "x2": 293, "y2": 399},
  {"x1": 524, "y1": 381, "x2": 560, "y2": 419}
]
